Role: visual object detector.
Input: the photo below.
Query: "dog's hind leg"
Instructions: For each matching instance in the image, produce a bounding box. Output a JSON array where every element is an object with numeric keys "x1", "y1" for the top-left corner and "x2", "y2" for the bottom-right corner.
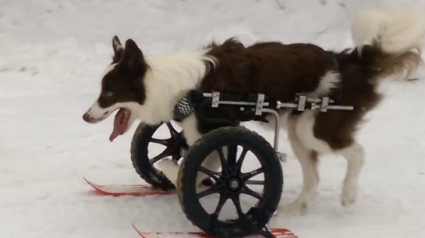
[
  {"x1": 339, "y1": 143, "x2": 365, "y2": 206},
  {"x1": 279, "y1": 118, "x2": 319, "y2": 215}
]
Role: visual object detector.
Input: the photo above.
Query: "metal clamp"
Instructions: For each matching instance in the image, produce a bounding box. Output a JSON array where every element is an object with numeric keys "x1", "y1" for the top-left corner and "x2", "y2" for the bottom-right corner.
[
  {"x1": 297, "y1": 95, "x2": 307, "y2": 111},
  {"x1": 255, "y1": 94, "x2": 265, "y2": 116},
  {"x1": 320, "y1": 97, "x2": 330, "y2": 112},
  {"x1": 212, "y1": 92, "x2": 220, "y2": 108}
]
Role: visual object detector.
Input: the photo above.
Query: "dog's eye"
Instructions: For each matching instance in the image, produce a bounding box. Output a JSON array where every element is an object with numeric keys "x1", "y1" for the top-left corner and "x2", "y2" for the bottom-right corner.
[{"x1": 104, "y1": 91, "x2": 113, "y2": 97}]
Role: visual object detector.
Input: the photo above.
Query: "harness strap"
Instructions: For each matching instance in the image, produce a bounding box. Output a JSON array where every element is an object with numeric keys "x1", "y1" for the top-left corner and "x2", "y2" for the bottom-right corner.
[{"x1": 173, "y1": 92, "x2": 196, "y2": 121}]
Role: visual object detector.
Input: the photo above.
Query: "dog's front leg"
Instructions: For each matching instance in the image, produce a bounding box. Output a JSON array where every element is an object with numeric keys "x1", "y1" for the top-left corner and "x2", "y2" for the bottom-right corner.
[
  {"x1": 181, "y1": 114, "x2": 222, "y2": 185},
  {"x1": 158, "y1": 114, "x2": 221, "y2": 186}
]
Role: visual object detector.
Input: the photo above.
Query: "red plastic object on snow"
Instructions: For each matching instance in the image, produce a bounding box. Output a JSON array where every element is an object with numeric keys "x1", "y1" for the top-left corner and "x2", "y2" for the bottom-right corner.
[
  {"x1": 133, "y1": 225, "x2": 298, "y2": 238},
  {"x1": 83, "y1": 177, "x2": 173, "y2": 196}
]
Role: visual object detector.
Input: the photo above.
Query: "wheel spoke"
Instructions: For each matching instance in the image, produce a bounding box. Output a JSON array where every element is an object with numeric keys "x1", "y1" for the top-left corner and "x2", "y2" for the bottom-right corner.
[
  {"x1": 199, "y1": 166, "x2": 220, "y2": 178},
  {"x1": 217, "y1": 147, "x2": 229, "y2": 174},
  {"x1": 235, "y1": 148, "x2": 248, "y2": 174},
  {"x1": 166, "y1": 122, "x2": 179, "y2": 138},
  {"x1": 213, "y1": 193, "x2": 228, "y2": 216},
  {"x1": 242, "y1": 185, "x2": 262, "y2": 200},
  {"x1": 231, "y1": 195, "x2": 244, "y2": 218},
  {"x1": 197, "y1": 186, "x2": 219, "y2": 199},
  {"x1": 245, "y1": 180, "x2": 264, "y2": 185},
  {"x1": 242, "y1": 167, "x2": 264, "y2": 180},
  {"x1": 227, "y1": 145, "x2": 237, "y2": 166},
  {"x1": 150, "y1": 138, "x2": 170, "y2": 146},
  {"x1": 150, "y1": 148, "x2": 172, "y2": 164}
]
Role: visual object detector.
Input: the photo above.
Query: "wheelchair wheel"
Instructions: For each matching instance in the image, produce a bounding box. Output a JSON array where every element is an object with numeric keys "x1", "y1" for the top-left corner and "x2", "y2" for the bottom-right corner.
[
  {"x1": 131, "y1": 122, "x2": 188, "y2": 190},
  {"x1": 177, "y1": 127, "x2": 283, "y2": 238}
]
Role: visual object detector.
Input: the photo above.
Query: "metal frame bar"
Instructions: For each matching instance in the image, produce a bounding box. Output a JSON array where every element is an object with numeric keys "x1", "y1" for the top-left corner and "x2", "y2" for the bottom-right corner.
[
  {"x1": 262, "y1": 108, "x2": 280, "y2": 151},
  {"x1": 200, "y1": 92, "x2": 353, "y2": 160}
]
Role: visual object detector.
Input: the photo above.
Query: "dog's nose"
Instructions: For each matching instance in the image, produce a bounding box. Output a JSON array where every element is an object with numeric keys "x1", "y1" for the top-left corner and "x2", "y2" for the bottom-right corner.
[{"x1": 82, "y1": 113, "x2": 92, "y2": 123}]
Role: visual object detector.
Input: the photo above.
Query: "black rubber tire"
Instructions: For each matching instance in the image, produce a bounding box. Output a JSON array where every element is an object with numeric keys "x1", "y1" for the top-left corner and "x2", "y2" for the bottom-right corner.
[
  {"x1": 130, "y1": 123, "x2": 175, "y2": 190},
  {"x1": 177, "y1": 127, "x2": 283, "y2": 238}
]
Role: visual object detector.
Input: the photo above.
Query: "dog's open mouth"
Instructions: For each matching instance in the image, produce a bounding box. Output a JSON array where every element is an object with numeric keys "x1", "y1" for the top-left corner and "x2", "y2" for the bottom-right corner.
[{"x1": 109, "y1": 108, "x2": 131, "y2": 142}]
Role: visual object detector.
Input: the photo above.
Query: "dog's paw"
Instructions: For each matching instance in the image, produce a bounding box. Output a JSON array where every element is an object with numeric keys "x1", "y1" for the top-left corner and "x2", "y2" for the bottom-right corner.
[
  {"x1": 158, "y1": 159, "x2": 179, "y2": 186},
  {"x1": 341, "y1": 182, "x2": 358, "y2": 206},
  {"x1": 310, "y1": 190, "x2": 319, "y2": 201},
  {"x1": 278, "y1": 200, "x2": 310, "y2": 215}
]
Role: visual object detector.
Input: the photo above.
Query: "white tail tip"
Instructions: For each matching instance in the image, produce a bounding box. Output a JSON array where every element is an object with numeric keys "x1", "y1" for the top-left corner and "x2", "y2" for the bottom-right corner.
[{"x1": 351, "y1": 7, "x2": 425, "y2": 54}]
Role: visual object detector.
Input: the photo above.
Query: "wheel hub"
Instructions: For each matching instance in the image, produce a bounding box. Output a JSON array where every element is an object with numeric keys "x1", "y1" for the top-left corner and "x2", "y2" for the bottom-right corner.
[{"x1": 227, "y1": 178, "x2": 242, "y2": 191}]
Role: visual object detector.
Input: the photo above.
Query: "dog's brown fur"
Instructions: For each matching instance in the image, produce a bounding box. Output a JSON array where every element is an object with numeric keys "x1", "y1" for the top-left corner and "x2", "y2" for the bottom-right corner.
[
  {"x1": 99, "y1": 39, "x2": 148, "y2": 109},
  {"x1": 201, "y1": 40, "x2": 335, "y2": 100},
  {"x1": 196, "y1": 40, "x2": 421, "y2": 149}
]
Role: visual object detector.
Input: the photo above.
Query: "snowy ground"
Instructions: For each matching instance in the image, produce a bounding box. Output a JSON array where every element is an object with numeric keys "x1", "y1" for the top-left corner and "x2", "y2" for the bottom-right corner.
[{"x1": 1, "y1": 0, "x2": 425, "y2": 237}]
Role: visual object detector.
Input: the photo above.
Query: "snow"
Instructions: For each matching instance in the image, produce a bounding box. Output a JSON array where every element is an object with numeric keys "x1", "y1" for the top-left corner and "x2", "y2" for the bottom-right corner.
[{"x1": 1, "y1": 0, "x2": 425, "y2": 237}]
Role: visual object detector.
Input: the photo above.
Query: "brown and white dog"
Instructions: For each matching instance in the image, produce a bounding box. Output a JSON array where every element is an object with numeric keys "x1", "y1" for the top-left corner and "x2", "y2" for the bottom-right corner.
[{"x1": 83, "y1": 8, "x2": 424, "y2": 214}]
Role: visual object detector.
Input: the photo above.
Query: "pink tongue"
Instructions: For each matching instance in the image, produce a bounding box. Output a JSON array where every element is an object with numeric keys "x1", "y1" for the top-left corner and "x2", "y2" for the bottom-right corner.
[{"x1": 109, "y1": 108, "x2": 130, "y2": 142}]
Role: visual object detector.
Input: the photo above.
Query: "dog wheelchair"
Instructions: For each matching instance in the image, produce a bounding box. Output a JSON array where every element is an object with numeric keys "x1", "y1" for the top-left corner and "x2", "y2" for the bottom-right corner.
[{"x1": 130, "y1": 91, "x2": 353, "y2": 238}]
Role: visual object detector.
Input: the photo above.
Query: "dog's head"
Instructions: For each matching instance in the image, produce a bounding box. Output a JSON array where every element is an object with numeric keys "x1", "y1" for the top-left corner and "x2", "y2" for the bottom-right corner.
[{"x1": 83, "y1": 36, "x2": 147, "y2": 142}]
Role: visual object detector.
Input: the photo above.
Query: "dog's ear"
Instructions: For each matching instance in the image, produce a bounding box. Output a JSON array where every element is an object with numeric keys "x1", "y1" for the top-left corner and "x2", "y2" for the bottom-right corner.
[
  {"x1": 112, "y1": 35, "x2": 124, "y2": 63},
  {"x1": 120, "y1": 39, "x2": 145, "y2": 70}
]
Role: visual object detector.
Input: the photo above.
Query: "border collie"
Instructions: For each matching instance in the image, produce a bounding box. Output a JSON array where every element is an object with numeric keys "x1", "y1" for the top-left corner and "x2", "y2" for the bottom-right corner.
[{"x1": 83, "y1": 8, "x2": 424, "y2": 214}]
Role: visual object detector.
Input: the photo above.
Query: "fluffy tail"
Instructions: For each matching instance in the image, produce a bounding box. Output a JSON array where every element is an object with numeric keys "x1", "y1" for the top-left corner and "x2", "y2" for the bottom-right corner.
[{"x1": 351, "y1": 7, "x2": 425, "y2": 79}]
